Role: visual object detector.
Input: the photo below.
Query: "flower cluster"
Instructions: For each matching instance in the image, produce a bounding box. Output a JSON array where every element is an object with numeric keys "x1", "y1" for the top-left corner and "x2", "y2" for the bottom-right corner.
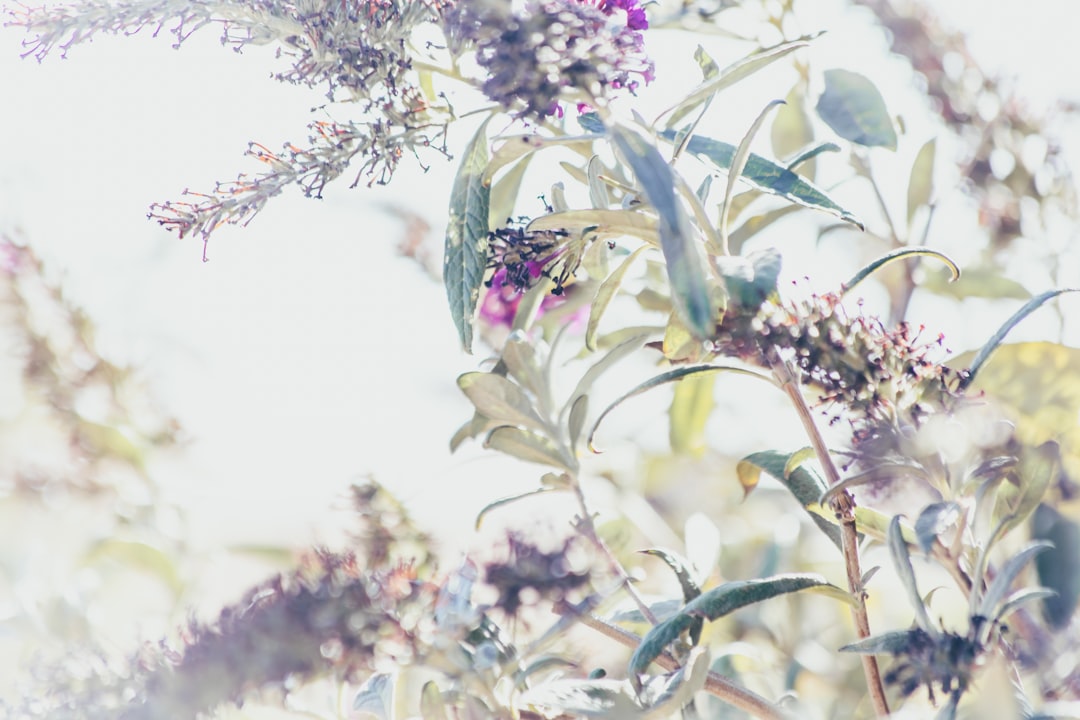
[
  {"x1": 484, "y1": 534, "x2": 590, "y2": 616},
  {"x1": 451, "y1": 0, "x2": 654, "y2": 120},
  {"x1": 479, "y1": 220, "x2": 577, "y2": 327},
  {"x1": 712, "y1": 290, "x2": 966, "y2": 449},
  {"x1": 875, "y1": 626, "x2": 982, "y2": 706}
]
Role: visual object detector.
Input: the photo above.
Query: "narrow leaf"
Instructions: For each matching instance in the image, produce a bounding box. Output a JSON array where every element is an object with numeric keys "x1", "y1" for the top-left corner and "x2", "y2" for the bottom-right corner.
[
  {"x1": 888, "y1": 515, "x2": 938, "y2": 635},
  {"x1": 485, "y1": 426, "x2": 575, "y2": 471},
  {"x1": 907, "y1": 138, "x2": 936, "y2": 226},
  {"x1": 588, "y1": 364, "x2": 776, "y2": 451},
  {"x1": 978, "y1": 541, "x2": 1053, "y2": 622},
  {"x1": 662, "y1": 130, "x2": 861, "y2": 226},
  {"x1": 739, "y1": 450, "x2": 842, "y2": 549},
  {"x1": 720, "y1": 99, "x2": 786, "y2": 253},
  {"x1": 488, "y1": 155, "x2": 533, "y2": 228},
  {"x1": 640, "y1": 548, "x2": 703, "y2": 604},
  {"x1": 840, "y1": 629, "x2": 921, "y2": 655},
  {"x1": 962, "y1": 289, "x2": 1080, "y2": 387},
  {"x1": 660, "y1": 35, "x2": 817, "y2": 128},
  {"x1": 816, "y1": 69, "x2": 897, "y2": 150},
  {"x1": 783, "y1": 446, "x2": 817, "y2": 478},
  {"x1": 629, "y1": 574, "x2": 834, "y2": 679},
  {"x1": 476, "y1": 487, "x2": 558, "y2": 529},
  {"x1": 457, "y1": 372, "x2": 546, "y2": 431},
  {"x1": 528, "y1": 208, "x2": 659, "y2": 242},
  {"x1": 586, "y1": 245, "x2": 652, "y2": 351},
  {"x1": 610, "y1": 124, "x2": 713, "y2": 337},
  {"x1": 566, "y1": 331, "x2": 652, "y2": 412},
  {"x1": 567, "y1": 393, "x2": 589, "y2": 454},
  {"x1": 1032, "y1": 503, "x2": 1080, "y2": 628},
  {"x1": 840, "y1": 246, "x2": 959, "y2": 296},
  {"x1": 994, "y1": 587, "x2": 1057, "y2": 625},
  {"x1": 914, "y1": 502, "x2": 961, "y2": 555},
  {"x1": 785, "y1": 142, "x2": 841, "y2": 172},
  {"x1": 669, "y1": 371, "x2": 715, "y2": 455},
  {"x1": 444, "y1": 118, "x2": 492, "y2": 352},
  {"x1": 587, "y1": 155, "x2": 609, "y2": 209}
]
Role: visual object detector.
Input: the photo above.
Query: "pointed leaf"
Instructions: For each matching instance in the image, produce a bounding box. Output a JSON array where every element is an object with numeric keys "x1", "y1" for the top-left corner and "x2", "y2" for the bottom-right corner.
[
  {"x1": 660, "y1": 35, "x2": 817, "y2": 128},
  {"x1": 567, "y1": 393, "x2": 589, "y2": 454},
  {"x1": 888, "y1": 515, "x2": 938, "y2": 635},
  {"x1": 783, "y1": 446, "x2": 817, "y2": 478},
  {"x1": 476, "y1": 488, "x2": 558, "y2": 529},
  {"x1": 630, "y1": 574, "x2": 834, "y2": 679},
  {"x1": 458, "y1": 372, "x2": 546, "y2": 431},
  {"x1": 567, "y1": 331, "x2": 652, "y2": 412},
  {"x1": 771, "y1": 84, "x2": 815, "y2": 165},
  {"x1": 485, "y1": 426, "x2": 575, "y2": 471},
  {"x1": 840, "y1": 629, "x2": 922, "y2": 655},
  {"x1": 720, "y1": 99, "x2": 786, "y2": 252},
  {"x1": 445, "y1": 118, "x2": 492, "y2": 352},
  {"x1": 992, "y1": 440, "x2": 1057, "y2": 536},
  {"x1": 961, "y1": 289, "x2": 1080, "y2": 388},
  {"x1": 816, "y1": 69, "x2": 897, "y2": 150},
  {"x1": 841, "y1": 246, "x2": 959, "y2": 296},
  {"x1": 727, "y1": 204, "x2": 802, "y2": 254},
  {"x1": 994, "y1": 587, "x2": 1057, "y2": 625},
  {"x1": 663, "y1": 130, "x2": 861, "y2": 227},
  {"x1": 914, "y1": 502, "x2": 961, "y2": 555},
  {"x1": 488, "y1": 154, "x2": 533, "y2": 228},
  {"x1": 527, "y1": 208, "x2": 659, "y2": 241},
  {"x1": 785, "y1": 142, "x2": 841, "y2": 172},
  {"x1": 739, "y1": 450, "x2": 843, "y2": 549},
  {"x1": 907, "y1": 138, "x2": 936, "y2": 226},
  {"x1": 588, "y1": 364, "x2": 776, "y2": 451},
  {"x1": 1032, "y1": 503, "x2": 1080, "y2": 628},
  {"x1": 587, "y1": 245, "x2": 652, "y2": 351},
  {"x1": 669, "y1": 371, "x2": 715, "y2": 455},
  {"x1": 420, "y1": 681, "x2": 449, "y2": 720},
  {"x1": 714, "y1": 248, "x2": 782, "y2": 310},
  {"x1": 610, "y1": 124, "x2": 713, "y2": 337},
  {"x1": 978, "y1": 541, "x2": 1053, "y2": 622}
]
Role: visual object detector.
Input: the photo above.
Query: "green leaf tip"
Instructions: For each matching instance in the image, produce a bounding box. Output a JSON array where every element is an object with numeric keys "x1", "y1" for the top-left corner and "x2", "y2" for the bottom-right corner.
[
  {"x1": 444, "y1": 118, "x2": 493, "y2": 353},
  {"x1": 816, "y1": 69, "x2": 897, "y2": 150}
]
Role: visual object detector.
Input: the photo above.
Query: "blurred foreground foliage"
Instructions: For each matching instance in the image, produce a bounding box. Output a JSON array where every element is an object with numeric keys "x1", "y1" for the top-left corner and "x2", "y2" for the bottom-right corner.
[{"x1": 3, "y1": 0, "x2": 1080, "y2": 718}]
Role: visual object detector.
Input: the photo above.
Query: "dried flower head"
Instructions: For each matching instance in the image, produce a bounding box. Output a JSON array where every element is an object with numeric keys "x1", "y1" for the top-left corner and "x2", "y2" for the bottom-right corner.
[
  {"x1": 712, "y1": 290, "x2": 966, "y2": 449},
  {"x1": 451, "y1": 0, "x2": 654, "y2": 120},
  {"x1": 878, "y1": 626, "x2": 982, "y2": 706}
]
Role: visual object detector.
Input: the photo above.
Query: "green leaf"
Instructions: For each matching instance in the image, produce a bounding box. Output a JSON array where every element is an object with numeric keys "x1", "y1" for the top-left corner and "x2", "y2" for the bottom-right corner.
[
  {"x1": 476, "y1": 487, "x2": 557, "y2": 529},
  {"x1": 567, "y1": 393, "x2": 589, "y2": 454},
  {"x1": 815, "y1": 69, "x2": 897, "y2": 150},
  {"x1": 785, "y1": 142, "x2": 841, "y2": 173},
  {"x1": 738, "y1": 449, "x2": 842, "y2": 549},
  {"x1": 629, "y1": 574, "x2": 834, "y2": 680},
  {"x1": 485, "y1": 133, "x2": 597, "y2": 185},
  {"x1": 914, "y1": 502, "x2": 961, "y2": 555},
  {"x1": 727, "y1": 204, "x2": 802, "y2": 255},
  {"x1": 527, "y1": 208, "x2": 659, "y2": 241},
  {"x1": 82, "y1": 538, "x2": 183, "y2": 595},
  {"x1": 662, "y1": 130, "x2": 861, "y2": 227},
  {"x1": 771, "y1": 84, "x2": 815, "y2": 167},
  {"x1": 485, "y1": 426, "x2": 575, "y2": 471},
  {"x1": 991, "y1": 440, "x2": 1057, "y2": 537},
  {"x1": 488, "y1": 155, "x2": 533, "y2": 228},
  {"x1": 518, "y1": 678, "x2": 644, "y2": 717},
  {"x1": 713, "y1": 247, "x2": 782, "y2": 310},
  {"x1": 640, "y1": 547, "x2": 705, "y2": 644},
  {"x1": 921, "y1": 265, "x2": 1031, "y2": 301},
  {"x1": 588, "y1": 364, "x2": 776, "y2": 452},
  {"x1": 420, "y1": 681, "x2": 449, "y2": 720},
  {"x1": 444, "y1": 118, "x2": 492, "y2": 352},
  {"x1": 839, "y1": 629, "x2": 920, "y2": 655},
  {"x1": 961, "y1": 290, "x2": 1080, "y2": 388},
  {"x1": 566, "y1": 331, "x2": 652, "y2": 412},
  {"x1": 457, "y1": 372, "x2": 546, "y2": 431},
  {"x1": 907, "y1": 138, "x2": 936, "y2": 226},
  {"x1": 720, "y1": 99, "x2": 786, "y2": 253},
  {"x1": 669, "y1": 371, "x2": 715, "y2": 456},
  {"x1": 610, "y1": 125, "x2": 713, "y2": 338},
  {"x1": 978, "y1": 541, "x2": 1053, "y2": 625},
  {"x1": 660, "y1": 35, "x2": 818, "y2": 129},
  {"x1": 840, "y1": 246, "x2": 959, "y2": 296},
  {"x1": 1032, "y1": 503, "x2": 1080, "y2": 628},
  {"x1": 888, "y1": 515, "x2": 938, "y2": 636},
  {"x1": 587, "y1": 245, "x2": 652, "y2": 351}
]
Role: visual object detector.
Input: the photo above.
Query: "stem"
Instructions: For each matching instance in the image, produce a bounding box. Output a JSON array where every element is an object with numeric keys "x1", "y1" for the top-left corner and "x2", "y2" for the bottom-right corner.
[
  {"x1": 570, "y1": 477, "x2": 659, "y2": 625},
  {"x1": 766, "y1": 348, "x2": 890, "y2": 717},
  {"x1": 565, "y1": 609, "x2": 789, "y2": 720}
]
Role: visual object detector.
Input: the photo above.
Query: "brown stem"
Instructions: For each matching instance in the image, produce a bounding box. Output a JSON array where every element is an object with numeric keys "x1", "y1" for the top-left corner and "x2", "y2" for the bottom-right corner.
[
  {"x1": 766, "y1": 348, "x2": 891, "y2": 717},
  {"x1": 565, "y1": 608, "x2": 789, "y2": 720},
  {"x1": 570, "y1": 477, "x2": 659, "y2": 625}
]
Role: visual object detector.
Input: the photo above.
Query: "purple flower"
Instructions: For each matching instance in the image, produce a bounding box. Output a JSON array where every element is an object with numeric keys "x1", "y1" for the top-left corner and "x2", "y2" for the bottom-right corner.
[{"x1": 451, "y1": 0, "x2": 653, "y2": 121}]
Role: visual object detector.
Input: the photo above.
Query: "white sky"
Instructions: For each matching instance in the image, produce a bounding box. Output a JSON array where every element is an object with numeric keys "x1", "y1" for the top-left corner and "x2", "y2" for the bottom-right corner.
[{"x1": 1, "y1": 0, "x2": 1078, "y2": 558}]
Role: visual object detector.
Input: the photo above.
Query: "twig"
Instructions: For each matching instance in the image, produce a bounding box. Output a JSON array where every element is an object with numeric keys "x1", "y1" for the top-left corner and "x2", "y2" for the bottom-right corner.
[
  {"x1": 766, "y1": 347, "x2": 890, "y2": 717},
  {"x1": 564, "y1": 608, "x2": 789, "y2": 720},
  {"x1": 570, "y1": 477, "x2": 659, "y2": 626}
]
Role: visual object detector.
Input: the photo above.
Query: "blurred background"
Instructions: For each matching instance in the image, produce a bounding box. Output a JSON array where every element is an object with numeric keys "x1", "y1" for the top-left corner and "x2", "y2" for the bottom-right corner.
[{"x1": 1, "y1": 0, "x2": 1078, "y2": 709}]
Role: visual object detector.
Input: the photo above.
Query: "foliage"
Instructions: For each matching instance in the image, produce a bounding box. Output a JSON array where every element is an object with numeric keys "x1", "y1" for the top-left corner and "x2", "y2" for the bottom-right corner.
[{"x1": 3, "y1": 0, "x2": 1080, "y2": 719}]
